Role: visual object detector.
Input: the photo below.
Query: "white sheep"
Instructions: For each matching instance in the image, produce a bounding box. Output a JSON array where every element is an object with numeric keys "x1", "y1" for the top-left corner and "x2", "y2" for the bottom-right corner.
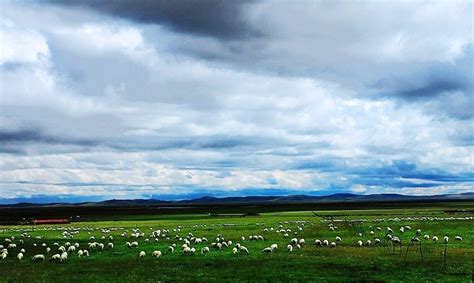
[
  {"x1": 152, "y1": 250, "x2": 162, "y2": 258},
  {"x1": 168, "y1": 246, "x2": 175, "y2": 253},
  {"x1": 139, "y1": 251, "x2": 146, "y2": 258},
  {"x1": 315, "y1": 239, "x2": 322, "y2": 246},
  {"x1": 287, "y1": 244, "x2": 293, "y2": 252},
  {"x1": 432, "y1": 236, "x2": 439, "y2": 242},
  {"x1": 444, "y1": 236, "x2": 449, "y2": 243},
  {"x1": 182, "y1": 247, "x2": 191, "y2": 254},
  {"x1": 17, "y1": 252, "x2": 23, "y2": 260},
  {"x1": 357, "y1": 240, "x2": 363, "y2": 247},
  {"x1": 270, "y1": 244, "x2": 278, "y2": 251},
  {"x1": 201, "y1": 247, "x2": 209, "y2": 254},
  {"x1": 329, "y1": 242, "x2": 336, "y2": 248},
  {"x1": 32, "y1": 254, "x2": 45, "y2": 262},
  {"x1": 108, "y1": 243, "x2": 114, "y2": 249},
  {"x1": 262, "y1": 247, "x2": 273, "y2": 253},
  {"x1": 50, "y1": 254, "x2": 62, "y2": 262},
  {"x1": 455, "y1": 236, "x2": 462, "y2": 241},
  {"x1": 335, "y1": 236, "x2": 342, "y2": 242},
  {"x1": 240, "y1": 246, "x2": 250, "y2": 254}
]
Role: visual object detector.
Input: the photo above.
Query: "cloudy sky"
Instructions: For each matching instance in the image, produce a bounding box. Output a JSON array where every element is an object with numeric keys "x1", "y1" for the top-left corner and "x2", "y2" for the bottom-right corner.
[{"x1": 0, "y1": 0, "x2": 473, "y2": 203}]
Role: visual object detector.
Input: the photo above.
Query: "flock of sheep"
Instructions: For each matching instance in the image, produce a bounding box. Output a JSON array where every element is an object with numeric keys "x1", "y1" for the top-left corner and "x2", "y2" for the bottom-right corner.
[{"x1": 0, "y1": 216, "x2": 469, "y2": 264}]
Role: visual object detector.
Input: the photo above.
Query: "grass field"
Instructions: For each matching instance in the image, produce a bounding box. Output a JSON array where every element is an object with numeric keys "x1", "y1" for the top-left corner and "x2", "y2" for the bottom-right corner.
[{"x1": 0, "y1": 205, "x2": 473, "y2": 282}]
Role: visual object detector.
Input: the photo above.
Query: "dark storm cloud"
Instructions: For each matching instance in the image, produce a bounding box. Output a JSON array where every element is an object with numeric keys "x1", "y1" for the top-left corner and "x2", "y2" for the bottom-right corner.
[
  {"x1": 397, "y1": 79, "x2": 466, "y2": 99},
  {"x1": 49, "y1": 0, "x2": 258, "y2": 39},
  {"x1": 0, "y1": 127, "x2": 277, "y2": 155},
  {"x1": 0, "y1": 128, "x2": 99, "y2": 147}
]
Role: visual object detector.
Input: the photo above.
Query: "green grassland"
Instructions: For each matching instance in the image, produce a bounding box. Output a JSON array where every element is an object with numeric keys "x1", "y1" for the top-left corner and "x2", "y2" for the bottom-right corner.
[{"x1": 0, "y1": 206, "x2": 473, "y2": 282}]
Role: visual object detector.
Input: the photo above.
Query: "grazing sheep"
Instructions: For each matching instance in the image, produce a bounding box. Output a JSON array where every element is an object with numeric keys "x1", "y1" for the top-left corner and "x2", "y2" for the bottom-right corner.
[
  {"x1": 424, "y1": 234, "x2": 430, "y2": 240},
  {"x1": 168, "y1": 246, "x2": 175, "y2": 253},
  {"x1": 152, "y1": 250, "x2": 162, "y2": 258},
  {"x1": 315, "y1": 239, "x2": 322, "y2": 246},
  {"x1": 232, "y1": 247, "x2": 238, "y2": 254},
  {"x1": 335, "y1": 236, "x2": 342, "y2": 242},
  {"x1": 374, "y1": 238, "x2": 381, "y2": 244},
  {"x1": 357, "y1": 240, "x2": 363, "y2": 247},
  {"x1": 287, "y1": 244, "x2": 293, "y2": 252},
  {"x1": 329, "y1": 242, "x2": 336, "y2": 248},
  {"x1": 139, "y1": 251, "x2": 146, "y2": 258},
  {"x1": 432, "y1": 236, "x2": 439, "y2": 242},
  {"x1": 201, "y1": 247, "x2": 209, "y2": 254},
  {"x1": 366, "y1": 240, "x2": 372, "y2": 246},
  {"x1": 291, "y1": 238, "x2": 298, "y2": 245},
  {"x1": 262, "y1": 247, "x2": 273, "y2": 253},
  {"x1": 455, "y1": 236, "x2": 463, "y2": 241},
  {"x1": 444, "y1": 236, "x2": 449, "y2": 243},
  {"x1": 77, "y1": 250, "x2": 84, "y2": 257},
  {"x1": 108, "y1": 243, "x2": 114, "y2": 249},
  {"x1": 83, "y1": 250, "x2": 89, "y2": 257},
  {"x1": 46, "y1": 247, "x2": 51, "y2": 253},
  {"x1": 1, "y1": 253, "x2": 7, "y2": 260},
  {"x1": 32, "y1": 254, "x2": 45, "y2": 262},
  {"x1": 50, "y1": 254, "x2": 62, "y2": 262},
  {"x1": 20, "y1": 248, "x2": 25, "y2": 253},
  {"x1": 17, "y1": 252, "x2": 23, "y2": 260},
  {"x1": 240, "y1": 246, "x2": 250, "y2": 254},
  {"x1": 182, "y1": 247, "x2": 191, "y2": 254},
  {"x1": 67, "y1": 246, "x2": 76, "y2": 252},
  {"x1": 270, "y1": 244, "x2": 278, "y2": 251},
  {"x1": 298, "y1": 239, "x2": 305, "y2": 245},
  {"x1": 323, "y1": 240, "x2": 329, "y2": 246}
]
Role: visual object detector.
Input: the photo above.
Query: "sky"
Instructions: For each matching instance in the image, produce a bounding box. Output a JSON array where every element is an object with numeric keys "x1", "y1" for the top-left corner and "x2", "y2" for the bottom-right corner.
[{"x1": 0, "y1": 0, "x2": 473, "y2": 203}]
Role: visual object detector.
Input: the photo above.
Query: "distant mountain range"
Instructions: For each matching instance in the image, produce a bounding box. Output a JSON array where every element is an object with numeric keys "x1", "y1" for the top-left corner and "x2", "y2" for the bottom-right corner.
[{"x1": 2, "y1": 192, "x2": 473, "y2": 207}]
